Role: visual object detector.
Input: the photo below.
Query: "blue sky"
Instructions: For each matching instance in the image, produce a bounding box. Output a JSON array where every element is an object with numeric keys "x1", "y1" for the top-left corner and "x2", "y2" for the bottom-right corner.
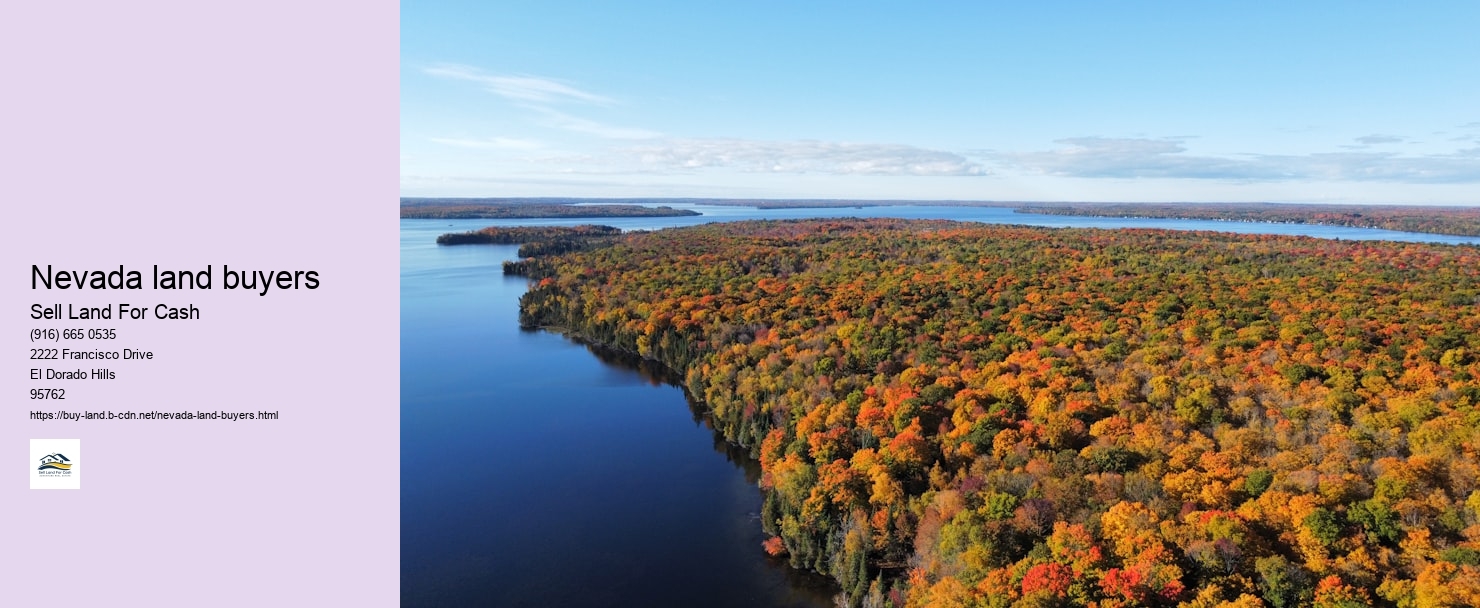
[{"x1": 401, "y1": 2, "x2": 1480, "y2": 204}]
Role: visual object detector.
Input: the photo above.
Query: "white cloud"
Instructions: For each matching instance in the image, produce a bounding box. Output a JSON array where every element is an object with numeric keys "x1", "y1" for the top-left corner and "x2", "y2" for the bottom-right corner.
[
  {"x1": 999, "y1": 137, "x2": 1262, "y2": 179},
  {"x1": 1355, "y1": 134, "x2": 1404, "y2": 145},
  {"x1": 429, "y1": 136, "x2": 543, "y2": 150},
  {"x1": 996, "y1": 137, "x2": 1480, "y2": 183},
  {"x1": 423, "y1": 63, "x2": 656, "y2": 140},
  {"x1": 622, "y1": 138, "x2": 987, "y2": 176},
  {"x1": 526, "y1": 106, "x2": 662, "y2": 140},
  {"x1": 423, "y1": 64, "x2": 613, "y2": 105}
]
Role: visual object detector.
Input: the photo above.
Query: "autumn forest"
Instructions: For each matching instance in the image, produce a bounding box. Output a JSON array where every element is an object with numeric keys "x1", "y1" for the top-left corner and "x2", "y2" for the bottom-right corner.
[{"x1": 495, "y1": 219, "x2": 1480, "y2": 608}]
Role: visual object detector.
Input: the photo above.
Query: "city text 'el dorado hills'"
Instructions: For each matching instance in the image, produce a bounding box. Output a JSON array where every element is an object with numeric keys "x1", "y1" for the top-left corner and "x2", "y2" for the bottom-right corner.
[{"x1": 31, "y1": 265, "x2": 320, "y2": 295}]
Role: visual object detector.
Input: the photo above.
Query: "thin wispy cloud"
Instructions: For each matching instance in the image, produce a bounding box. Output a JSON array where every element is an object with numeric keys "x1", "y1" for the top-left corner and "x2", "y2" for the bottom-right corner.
[
  {"x1": 527, "y1": 106, "x2": 662, "y2": 140},
  {"x1": 423, "y1": 63, "x2": 657, "y2": 141},
  {"x1": 998, "y1": 138, "x2": 1259, "y2": 179},
  {"x1": 429, "y1": 136, "x2": 544, "y2": 150},
  {"x1": 1355, "y1": 134, "x2": 1404, "y2": 145},
  {"x1": 1450, "y1": 123, "x2": 1480, "y2": 144},
  {"x1": 996, "y1": 137, "x2": 1480, "y2": 184},
  {"x1": 400, "y1": 173, "x2": 761, "y2": 196},
  {"x1": 622, "y1": 138, "x2": 987, "y2": 176},
  {"x1": 424, "y1": 64, "x2": 613, "y2": 105},
  {"x1": 1288, "y1": 150, "x2": 1480, "y2": 182}
]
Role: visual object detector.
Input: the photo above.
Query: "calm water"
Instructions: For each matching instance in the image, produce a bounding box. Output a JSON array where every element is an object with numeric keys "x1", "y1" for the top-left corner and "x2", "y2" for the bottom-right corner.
[
  {"x1": 401, "y1": 206, "x2": 1480, "y2": 607},
  {"x1": 400, "y1": 222, "x2": 836, "y2": 608}
]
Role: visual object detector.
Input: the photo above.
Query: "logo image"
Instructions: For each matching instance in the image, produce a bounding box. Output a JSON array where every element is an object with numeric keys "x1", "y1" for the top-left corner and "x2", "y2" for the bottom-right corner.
[
  {"x1": 38, "y1": 453, "x2": 72, "y2": 472},
  {"x1": 30, "y1": 438, "x2": 81, "y2": 490}
]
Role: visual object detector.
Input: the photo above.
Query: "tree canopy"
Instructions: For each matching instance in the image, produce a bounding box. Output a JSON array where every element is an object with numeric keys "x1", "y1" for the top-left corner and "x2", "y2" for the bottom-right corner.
[{"x1": 512, "y1": 218, "x2": 1480, "y2": 608}]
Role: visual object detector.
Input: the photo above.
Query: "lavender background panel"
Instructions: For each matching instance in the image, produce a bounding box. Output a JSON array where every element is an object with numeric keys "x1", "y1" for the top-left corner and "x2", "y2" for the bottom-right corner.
[{"x1": 0, "y1": 2, "x2": 399, "y2": 605}]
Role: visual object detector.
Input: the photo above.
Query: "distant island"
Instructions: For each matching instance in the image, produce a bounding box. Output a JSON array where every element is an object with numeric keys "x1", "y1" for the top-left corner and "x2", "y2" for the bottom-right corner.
[
  {"x1": 436, "y1": 225, "x2": 624, "y2": 259},
  {"x1": 436, "y1": 224, "x2": 621, "y2": 244},
  {"x1": 694, "y1": 199, "x2": 1480, "y2": 236},
  {"x1": 1014, "y1": 202, "x2": 1480, "y2": 237},
  {"x1": 401, "y1": 198, "x2": 699, "y2": 219},
  {"x1": 405, "y1": 197, "x2": 1480, "y2": 237}
]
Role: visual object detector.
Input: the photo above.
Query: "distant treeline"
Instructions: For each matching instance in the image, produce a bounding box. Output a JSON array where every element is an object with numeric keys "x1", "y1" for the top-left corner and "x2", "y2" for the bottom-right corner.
[
  {"x1": 435, "y1": 224, "x2": 621, "y2": 246},
  {"x1": 403, "y1": 197, "x2": 1023, "y2": 211},
  {"x1": 411, "y1": 197, "x2": 1480, "y2": 236},
  {"x1": 401, "y1": 199, "x2": 699, "y2": 219},
  {"x1": 1016, "y1": 203, "x2": 1480, "y2": 237}
]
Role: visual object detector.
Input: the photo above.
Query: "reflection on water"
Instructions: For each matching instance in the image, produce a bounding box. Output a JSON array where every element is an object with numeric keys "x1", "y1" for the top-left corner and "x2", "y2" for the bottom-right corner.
[
  {"x1": 401, "y1": 224, "x2": 837, "y2": 608},
  {"x1": 575, "y1": 339, "x2": 767, "y2": 485},
  {"x1": 576, "y1": 338, "x2": 679, "y2": 388}
]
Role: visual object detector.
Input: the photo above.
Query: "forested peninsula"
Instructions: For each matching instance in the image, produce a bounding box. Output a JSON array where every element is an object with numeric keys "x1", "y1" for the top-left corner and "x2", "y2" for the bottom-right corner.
[
  {"x1": 508, "y1": 218, "x2": 1480, "y2": 608},
  {"x1": 436, "y1": 225, "x2": 623, "y2": 257},
  {"x1": 401, "y1": 198, "x2": 698, "y2": 219}
]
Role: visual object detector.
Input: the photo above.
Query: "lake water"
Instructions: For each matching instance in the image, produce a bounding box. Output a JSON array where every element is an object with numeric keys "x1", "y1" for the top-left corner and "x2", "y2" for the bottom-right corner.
[{"x1": 400, "y1": 205, "x2": 1480, "y2": 607}]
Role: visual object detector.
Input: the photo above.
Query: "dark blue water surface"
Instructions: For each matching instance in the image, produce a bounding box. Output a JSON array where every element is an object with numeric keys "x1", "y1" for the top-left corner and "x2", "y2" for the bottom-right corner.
[{"x1": 400, "y1": 205, "x2": 1479, "y2": 607}]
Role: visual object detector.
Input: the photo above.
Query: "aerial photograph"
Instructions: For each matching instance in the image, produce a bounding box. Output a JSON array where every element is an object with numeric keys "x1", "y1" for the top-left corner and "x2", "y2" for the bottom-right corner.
[{"x1": 400, "y1": 3, "x2": 1480, "y2": 607}]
